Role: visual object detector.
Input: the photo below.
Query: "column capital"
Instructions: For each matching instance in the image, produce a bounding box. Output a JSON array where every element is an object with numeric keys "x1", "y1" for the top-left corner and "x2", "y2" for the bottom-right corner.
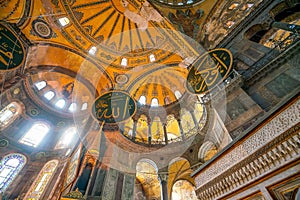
[{"x1": 158, "y1": 173, "x2": 169, "y2": 182}]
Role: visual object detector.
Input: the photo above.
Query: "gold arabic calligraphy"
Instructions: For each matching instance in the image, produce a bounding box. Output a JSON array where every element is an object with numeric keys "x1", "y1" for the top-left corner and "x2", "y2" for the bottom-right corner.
[
  {"x1": 0, "y1": 48, "x2": 13, "y2": 66},
  {"x1": 187, "y1": 49, "x2": 232, "y2": 94},
  {"x1": 93, "y1": 92, "x2": 136, "y2": 124}
]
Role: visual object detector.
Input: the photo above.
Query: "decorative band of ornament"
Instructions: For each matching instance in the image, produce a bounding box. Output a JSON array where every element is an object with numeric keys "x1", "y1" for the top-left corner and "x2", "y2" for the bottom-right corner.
[
  {"x1": 92, "y1": 91, "x2": 136, "y2": 124},
  {"x1": 186, "y1": 48, "x2": 233, "y2": 94},
  {"x1": 0, "y1": 23, "x2": 25, "y2": 70}
]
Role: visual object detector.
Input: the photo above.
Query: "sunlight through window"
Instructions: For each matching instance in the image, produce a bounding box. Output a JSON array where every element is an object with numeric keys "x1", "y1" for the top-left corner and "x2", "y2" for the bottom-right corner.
[
  {"x1": 34, "y1": 81, "x2": 47, "y2": 90},
  {"x1": 19, "y1": 123, "x2": 50, "y2": 147},
  {"x1": 55, "y1": 99, "x2": 66, "y2": 109},
  {"x1": 44, "y1": 91, "x2": 55, "y2": 100}
]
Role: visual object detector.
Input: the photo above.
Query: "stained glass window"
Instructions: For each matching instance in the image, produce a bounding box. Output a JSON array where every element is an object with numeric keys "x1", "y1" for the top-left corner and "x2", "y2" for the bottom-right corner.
[
  {"x1": 24, "y1": 160, "x2": 58, "y2": 200},
  {"x1": 0, "y1": 102, "x2": 21, "y2": 128},
  {"x1": 19, "y1": 122, "x2": 50, "y2": 147},
  {"x1": 0, "y1": 153, "x2": 26, "y2": 193}
]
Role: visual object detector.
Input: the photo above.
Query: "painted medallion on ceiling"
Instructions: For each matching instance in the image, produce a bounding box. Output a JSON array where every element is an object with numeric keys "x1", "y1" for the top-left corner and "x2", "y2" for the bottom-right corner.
[
  {"x1": 186, "y1": 48, "x2": 233, "y2": 94},
  {"x1": 92, "y1": 91, "x2": 136, "y2": 124}
]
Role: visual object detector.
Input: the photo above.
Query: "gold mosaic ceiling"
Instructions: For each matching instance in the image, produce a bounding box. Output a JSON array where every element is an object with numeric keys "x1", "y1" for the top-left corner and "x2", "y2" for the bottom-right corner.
[{"x1": 0, "y1": 0, "x2": 262, "y2": 106}]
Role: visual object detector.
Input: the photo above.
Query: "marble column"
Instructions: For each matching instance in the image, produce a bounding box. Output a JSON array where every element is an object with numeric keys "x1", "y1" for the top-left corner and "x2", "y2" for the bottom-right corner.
[{"x1": 158, "y1": 173, "x2": 169, "y2": 200}]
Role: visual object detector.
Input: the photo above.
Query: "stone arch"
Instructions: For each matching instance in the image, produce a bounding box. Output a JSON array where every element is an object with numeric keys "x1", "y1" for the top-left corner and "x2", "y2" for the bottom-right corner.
[{"x1": 198, "y1": 140, "x2": 217, "y2": 162}]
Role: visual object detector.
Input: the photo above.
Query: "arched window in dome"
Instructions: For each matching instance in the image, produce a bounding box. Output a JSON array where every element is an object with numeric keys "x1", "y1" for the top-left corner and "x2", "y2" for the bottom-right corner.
[
  {"x1": 88, "y1": 46, "x2": 97, "y2": 55},
  {"x1": 164, "y1": 96, "x2": 171, "y2": 105},
  {"x1": 81, "y1": 102, "x2": 88, "y2": 110},
  {"x1": 0, "y1": 153, "x2": 26, "y2": 193},
  {"x1": 175, "y1": 91, "x2": 182, "y2": 99},
  {"x1": 34, "y1": 81, "x2": 47, "y2": 90},
  {"x1": 0, "y1": 102, "x2": 21, "y2": 128},
  {"x1": 151, "y1": 117, "x2": 164, "y2": 142},
  {"x1": 171, "y1": 180, "x2": 197, "y2": 200},
  {"x1": 24, "y1": 160, "x2": 58, "y2": 200},
  {"x1": 121, "y1": 58, "x2": 128, "y2": 67},
  {"x1": 58, "y1": 17, "x2": 70, "y2": 27},
  {"x1": 19, "y1": 122, "x2": 50, "y2": 147},
  {"x1": 68, "y1": 103, "x2": 77, "y2": 112},
  {"x1": 149, "y1": 54, "x2": 156, "y2": 62},
  {"x1": 151, "y1": 98, "x2": 159, "y2": 107},
  {"x1": 55, "y1": 99, "x2": 66, "y2": 109},
  {"x1": 44, "y1": 91, "x2": 55, "y2": 100},
  {"x1": 55, "y1": 127, "x2": 78, "y2": 149},
  {"x1": 138, "y1": 96, "x2": 146, "y2": 105}
]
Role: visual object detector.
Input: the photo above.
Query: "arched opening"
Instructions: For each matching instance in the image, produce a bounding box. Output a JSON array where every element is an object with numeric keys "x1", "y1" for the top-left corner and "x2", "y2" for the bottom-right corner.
[
  {"x1": 64, "y1": 147, "x2": 81, "y2": 189},
  {"x1": 151, "y1": 117, "x2": 164, "y2": 143},
  {"x1": 24, "y1": 160, "x2": 59, "y2": 199},
  {"x1": 0, "y1": 153, "x2": 26, "y2": 193},
  {"x1": 19, "y1": 122, "x2": 50, "y2": 147},
  {"x1": 174, "y1": 91, "x2": 182, "y2": 99},
  {"x1": 166, "y1": 115, "x2": 181, "y2": 141},
  {"x1": 135, "y1": 115, "x2": 149, "y2": 143},
  {"x1": 138, "y1": 96, "x2": 146, "y2": 105},
  {"x1": 0, "y1": 102, "x2": 22, "y2": 129},
  {"x1": 198, "y1": 141, "x2": 218, "y2": 162},
  {"x1": 151, "y1": 98, "x2": 159, "y2": 107},
  {"x1": 180, "y1": 109, "x2": 195, "y2": 134},
  {"x1": 135, "y1": 159, "x2": 160, "y2": 200},
  {"x1": 171, "y1": 180, "x2": 197, "y2": 200},
  {"x1": 124, "y1": 118, "x2": 134, "y2": 139}
]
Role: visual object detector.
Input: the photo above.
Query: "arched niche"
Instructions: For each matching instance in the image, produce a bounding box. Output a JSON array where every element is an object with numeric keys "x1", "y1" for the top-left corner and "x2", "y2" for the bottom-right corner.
[
  {"x1": 135, "y1": 115, "x2": 149, "y2": 143},
  {"x1": 135, "y1": 159, "x2": 161, "y2": 200},
  {"x1": 171, "y1": 180, "x2": 198, "y2": 200}
]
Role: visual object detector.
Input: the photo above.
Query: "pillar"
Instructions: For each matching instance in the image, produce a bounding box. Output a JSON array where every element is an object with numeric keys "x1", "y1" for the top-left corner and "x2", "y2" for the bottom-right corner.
[{"x1": 158, "y1": 173, "x2": 169, "y2": 200}]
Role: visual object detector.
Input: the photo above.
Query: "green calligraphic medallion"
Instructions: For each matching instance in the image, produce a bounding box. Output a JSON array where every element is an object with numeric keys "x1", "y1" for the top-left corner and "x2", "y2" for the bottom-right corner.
[
  {"x1": 186, "y1": 48, "x2": 233, "y2": 94},
  {"x1": 92, "y1": 91, "x2": 136, "y2": 124},
  {"x1": 0, "y1": 24, "x2": 25, "y2": 70}
]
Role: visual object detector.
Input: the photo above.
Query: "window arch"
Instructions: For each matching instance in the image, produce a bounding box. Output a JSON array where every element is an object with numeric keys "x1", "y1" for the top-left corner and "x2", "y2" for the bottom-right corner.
[
  {"x1": 175, "y1": 91, "x2": 182, "y2": 99},
  {"x1": 0, "y1": 153, "x2": 26, "y2": 193},
  {"x1": 0, "y1": 102, "x2": 21, "y2": 129},
  {"x1": 138, "y1": 96, "x2": 146, "y2": 105},
  {"x1": 34, "y1": 81, "x2": 47, "y2": 90},
  {"x1": 151, "y1": 98, "x2": 159, "y2": 107},
  {"x1": 24, "y1": 160, "x2": 58, "y2": 199},
  {"x1": 44, "y1": 91, "x2": 55, "y2": 100},
  {"x1": 19, "y1": 122, "x2": 50, "y2": 147}
]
